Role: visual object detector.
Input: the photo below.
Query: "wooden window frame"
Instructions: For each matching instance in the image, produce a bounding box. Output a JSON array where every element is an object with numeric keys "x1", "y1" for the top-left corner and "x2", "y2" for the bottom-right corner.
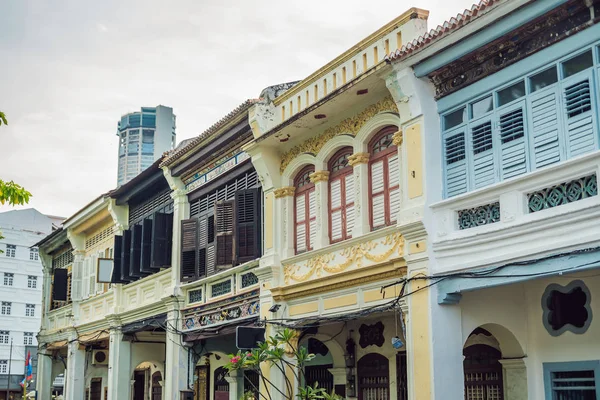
[
  {"x1": 368, "y1": 126, "x2": 399, "y2": 230},
  {"x1": 294, "y1": 165, "x2": 315, "y2": 254},
  {"x1": 328, "y1": 147, "x2": 354, "y2": 243}
]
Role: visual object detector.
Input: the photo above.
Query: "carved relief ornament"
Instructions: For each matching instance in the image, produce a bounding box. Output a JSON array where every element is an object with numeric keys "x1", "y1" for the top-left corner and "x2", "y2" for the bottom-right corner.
[
  {"x1": 392, "y1": 130, "x2": 403, "y2": 146},
  {"x1": 309, "y1": 171, "x2": 330, "y2": 183},
  {"x1": 347, "y1": 152, "x2": 370, "y2": 166},
  {"x1": 283, "y1": 232, "x2": 405, "y2": 284},
  {"x1": 274, "y1": 187, "x2": 296, "y2": 198},
  {"x1": 279, "y1": 96, "x2": 399, "y2": 173}
]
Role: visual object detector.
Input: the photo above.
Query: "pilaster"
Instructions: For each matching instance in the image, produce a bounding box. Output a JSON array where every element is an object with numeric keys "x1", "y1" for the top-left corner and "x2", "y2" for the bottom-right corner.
[
  {"x1": 107, "y1": 316, "x2": 131, "y2": 400},
  {"x1": 348, "y1": 153, "x2": 370, "y2": 236},
  {"x1": 274, "y1": 187, "x2": 295, "y2": 260},
  {"x1": 225, "y1": 369, "x2": 243, "y2": 400},
  {"x1": 309, "y1": 171, "x2": 330, "y2": 250},
  {"x1": 163, "y1": 297, "x2": 190, "y2": 400},
  {"x1": 36, "y1": 350, "x2": 53, "y2": 400},
  {"x1": 499, "y1": 358, "x2": 527, "y2": 400},
  {"x1": 65, "y1": 331, "x2": 85, "y2": 400}
]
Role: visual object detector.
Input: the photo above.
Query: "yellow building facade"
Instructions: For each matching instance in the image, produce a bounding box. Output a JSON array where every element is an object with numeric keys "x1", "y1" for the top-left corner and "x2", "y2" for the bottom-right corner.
[{"x1": 244, "y1": 8, "x2": 435, "y2": 399}]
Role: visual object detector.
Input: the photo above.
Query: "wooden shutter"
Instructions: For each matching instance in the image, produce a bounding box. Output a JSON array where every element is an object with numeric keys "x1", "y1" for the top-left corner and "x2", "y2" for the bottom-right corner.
[
  {"x1": 140, "y1": 218, "x2": 153, "y2": 274},
  {"x1": 308, "y1": 190, "x2": 316, "y2": 250},
  {"x1": 111, "y1": 235, "x2": 124, "y2": 283},
  {"x1": 151, "y1": 212, "x2": 168, "y2": 270},
  {"x1": 387, "y1": 153, "x2": 400, "y2": 223},
  {"x1": 88, "y1": 257, "x2": 96, "y2": 296},
  {"x1": 497, "y1": 101, "x2": 528, "y2": 180},
  {"x1": 295, "y1": 194, "x2": 307, "y2": 253},
  {"x1": 443, "y1": 130, "x2": 468, "y2": 197},
  {"x1": 52, "y1": 269, "x2": 68, "y2": 301},
  {"x1": 371, "y1": 159, "x2": 386, "y2": 228},
  {"x1": 527, "y1": 86, "x2": 563, "y2": 169},
  {"x1": 129, "y1": 224, "x2": 144, "y2": 278},
  {"x1": 206, "y1": 215, "x2": 216, "y2": 276},
  {"x1": 235, "y1": 188, "x2": 261, "y2": 264},
  {"x1": 344, "y1": 174, "x2": 355, "y2": 238},
  {"x1": 215, "y1": 200, "x2": 235, "y2": 269},
  {"x1": 180, "y1": 218, "x2": 198, "y2": 282},
  {"x1": 330, "y1": 178, "x2": 343, "y2": 242},
  {"x1": 165, "y1": 213, "x2": 173, "y2": 267},
  {"x1": 562, "y1": 71, "x2": 597, "y2": 158},
  {"x1": 120, "y1": 230, "x2": 132, "y2": 282},
  {"x1": 95, "y1": 251, "x2": 104, "y2": 293},
  {"x1": 470, "y1": 118, "x2": 496, "y2": 188}
]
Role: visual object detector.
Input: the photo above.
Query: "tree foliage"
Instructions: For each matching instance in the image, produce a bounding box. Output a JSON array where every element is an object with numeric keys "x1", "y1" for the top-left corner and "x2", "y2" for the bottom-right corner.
[{"x1": 0, "y1": 111, "x2": 7, "y2": 126}]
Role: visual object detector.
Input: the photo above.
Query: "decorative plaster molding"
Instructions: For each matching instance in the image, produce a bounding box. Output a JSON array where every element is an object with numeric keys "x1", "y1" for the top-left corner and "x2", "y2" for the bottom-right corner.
[
  {"x1": 392, "y1": 130, "x2": 403, "y2": 146},
  {"x1": 279, "y1": 96, "x2": 399, "y2": 173},
  {"x1": 284, "y1": 233, "x2": 405, "y2": 284},
  {"x1": 274, "y1": 187, "x2": 296, "y2": 198},
  {"x1": 309, "y1": 171, "x2": 330, "y2": 183},
  {"x1": 464, "y1": 333, "x2": 501, "y2": 351},
  {"x1": 348, "y1": 152, "x2": 370, "y2": 166}
]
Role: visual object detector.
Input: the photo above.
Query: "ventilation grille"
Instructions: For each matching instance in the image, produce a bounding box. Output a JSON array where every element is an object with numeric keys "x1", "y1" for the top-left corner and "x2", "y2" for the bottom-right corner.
[
  {"x1": 241, "y1": 272, "x2": 259, "y2": 288},
  {"x1": 191, "y1": 171, "x2": 259, "y2": 217},
  {"x1": 85, "y1": 226, "x2": 114, "y2": 250},
  {"x1": 528, "y1": 174, "x2": 597, "y2": 213},
  {"x1": 211, "y1": 280, "x2": 232, "y2": 297},
  {"x1": 188, "y1": 288, "x2": 203, "y2": 304},
  {"x1": 52, "y1": 250, "x2": 74, "y2": 269},
  {"x1": 129, "y1": 190, "x2": 173, "y2": 224},
  {"x1": 458, "y1": 202, "x2": 500, "y2": 230}
]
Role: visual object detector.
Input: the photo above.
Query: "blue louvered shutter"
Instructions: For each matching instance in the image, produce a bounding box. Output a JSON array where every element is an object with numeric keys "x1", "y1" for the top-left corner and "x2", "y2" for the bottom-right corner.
[
  {"x1": 562, "y1": 70, "x2": 597, "y2": 158},
  {"x1": 527, "y1": 85, "x2": 564, "y2": 169},
  {"x1": 497, "y1": 101, "x2": 528, "y2": 180},
  {"x1": 470, "y1": 116, "x2": 496, "y2": 189},
  {"x1": 443, "y1": 129, "x2": 468, "y2": 197}
]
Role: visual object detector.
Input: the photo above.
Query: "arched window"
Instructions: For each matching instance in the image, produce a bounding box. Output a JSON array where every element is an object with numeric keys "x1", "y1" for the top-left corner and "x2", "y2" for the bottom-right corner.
[
  {"x1": 294, "y1": 166, "x2": 316, "y2": 254},
  {"x1": 329, "y1": 147, "x2": 354, "y2": 243},
  {"x1": 369, "y1": 126, "x2": 399, "y2": 230}
]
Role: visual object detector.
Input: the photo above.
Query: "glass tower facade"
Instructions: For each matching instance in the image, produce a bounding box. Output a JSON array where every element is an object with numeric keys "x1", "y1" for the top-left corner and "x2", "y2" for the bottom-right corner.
[{"x1": 117, "y1": 105, "x2": 176, "y2": 186}]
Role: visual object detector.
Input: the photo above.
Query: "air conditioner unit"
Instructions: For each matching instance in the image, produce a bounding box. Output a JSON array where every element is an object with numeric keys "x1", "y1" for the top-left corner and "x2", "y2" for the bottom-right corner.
[{"x1": 92, "y1": 350, "x2": 109, "y2": 366}]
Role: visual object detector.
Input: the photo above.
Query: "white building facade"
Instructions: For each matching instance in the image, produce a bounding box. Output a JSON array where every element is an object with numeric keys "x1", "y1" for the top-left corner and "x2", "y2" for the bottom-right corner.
[{"x1": 0, "y1": 209, "x2": 61, "y2": 398}]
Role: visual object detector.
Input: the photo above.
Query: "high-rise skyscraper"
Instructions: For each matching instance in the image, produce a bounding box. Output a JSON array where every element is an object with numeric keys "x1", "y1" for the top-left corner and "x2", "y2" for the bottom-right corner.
[{"x1": 116, "y1": 105, "x2": 176, "y2": 186}]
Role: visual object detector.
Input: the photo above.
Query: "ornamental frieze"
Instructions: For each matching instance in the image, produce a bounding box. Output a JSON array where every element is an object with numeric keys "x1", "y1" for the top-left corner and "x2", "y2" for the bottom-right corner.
[
  {"x1": 429, "y1": 1, "x2": 594, "y2": 98},
  {"x1": 183, "y1": 290, "x2": 260, "y2": 331},
  {"x1": 283, "y1": 232, "x2": 404, "y2": 284},
  {"x1": 279, "y1": 96, "x2": 399, "y2": 173}
]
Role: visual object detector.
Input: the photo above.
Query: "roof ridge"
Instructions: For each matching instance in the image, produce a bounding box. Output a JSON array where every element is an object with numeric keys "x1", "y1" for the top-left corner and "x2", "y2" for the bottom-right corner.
[{"x1": 160, "y1": 99, "x2": 258, "y2": 167}]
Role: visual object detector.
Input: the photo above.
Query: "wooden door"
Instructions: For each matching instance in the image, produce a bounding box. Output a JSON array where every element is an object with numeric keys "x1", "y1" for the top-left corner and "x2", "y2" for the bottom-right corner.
[
  {"x1": 463, "y1": 344, "x2": 503, "y2": 400},
  {"x1": 151, "y1": 372, "x2": 162, "y2": 400},
  {"x1": 357, "y1": 353, "x2": 390, "y2": 400},
  {"x1": 133, "y1": 370, "x2": 146, "y2": 400},
  {"x1": 396, "y1": 352, "x2": 408, "y2": 400},
  {"x1": 214, "y1": 366, "x2": 229, "y2": 400},
  {"x1": 194, "y1": 366, "x2": 209, "y2": 400}
]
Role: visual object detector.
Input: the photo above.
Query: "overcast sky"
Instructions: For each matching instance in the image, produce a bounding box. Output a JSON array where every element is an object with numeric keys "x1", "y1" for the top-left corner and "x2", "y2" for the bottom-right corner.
[{"x1": 0, "y1": 0, "x2": 474, "y2": 218}]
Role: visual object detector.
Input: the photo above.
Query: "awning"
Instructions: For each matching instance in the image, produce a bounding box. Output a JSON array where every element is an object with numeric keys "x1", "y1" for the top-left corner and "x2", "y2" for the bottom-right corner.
[
  {"x1": 46, "y1": 340, "x2": 68, "y2": 350},
  {"x1": 78, "y1": 330, "x2": 110, "y2": 344},
  {"x1": 183, "y1": 317, "x2": 258, "y2": 342},
  {"x1": 122, "y1": 313, "x2": 167, "y2": 334}
]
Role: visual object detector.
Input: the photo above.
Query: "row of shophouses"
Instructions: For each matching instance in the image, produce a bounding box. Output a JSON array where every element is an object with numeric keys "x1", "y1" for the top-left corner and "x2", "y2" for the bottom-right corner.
[{"x1": 35, "y1": 1, "x2": 600, "y2": 399}]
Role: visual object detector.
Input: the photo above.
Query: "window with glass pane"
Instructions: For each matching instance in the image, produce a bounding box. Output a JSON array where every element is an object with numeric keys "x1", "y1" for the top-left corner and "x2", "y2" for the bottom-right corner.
[
  {"x1": 1, "y1": 302, "x2": 11, "y2": 315},
  {"x1": 562, "y1": 50, "x2": 593, "y2": 78},
  {"x1": 497, "y1": 81, "x2": 526, "y2": 106},
  {"x1": 470, "y1": 96, "x2": 493, "y2": 118},
  {"x1": 27, "y1": 276, "x2": 37, "y2": 289},
  {"x1": 0, "y1": 331, "x2": 8, "y2": 344},
  {"x1": 0, "y1": 360, "x2": 7, "y2": 374},
  {"x1": 23, "y1": 332, "x2": 33, "y2": 345},
  {"x1": 5, "y1": 245, "x2": 15, "y2": 258},
  {"x1": 530, "y1": 67, "x2": 558, "y2": 92},
  {"x1": 444, "y1": 107, "x2": 466, "y2": 130},
  {"x1": 30, "y1": 248, "x2": 38, "y2": 261},
  {"x1": 3, "y1": 273, "x2": 13, "y2": 286},
  {"x1": 25, "y1": 304, "x2": 35, "y2": 317}
]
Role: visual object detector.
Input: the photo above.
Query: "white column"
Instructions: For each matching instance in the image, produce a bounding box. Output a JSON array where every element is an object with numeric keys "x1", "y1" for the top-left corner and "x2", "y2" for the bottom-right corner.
[
  {"x1": 274, "y1": 187, "x2": 295, "y2": 260},
  {"x1": 348, "y1": 153, "x2": 370, "y2": 237},
  {"x1": 107, "y1": 324, "x2": 132, "y2": 400},
  {"x1": 328, "y1": 368, "x2": 346, "y2": 396},
  {"x1": 163, "y1": 299, "x2": 189, "y2": 400},
  {"x1": 65, "y1": 332, "x2": 85, "y2": 400},
  {"x1": 36, "y1": 350, "x2": 53, "y2": 400},
  {"x1": 225, "y1": 370, "x2": 243, "y2": 400},
  {"x1": 170, "y1": 189, "x2": 190, "y2": 289},
  {"x1": 309, "y1": 171, "x2": 330, "y2": 250}
]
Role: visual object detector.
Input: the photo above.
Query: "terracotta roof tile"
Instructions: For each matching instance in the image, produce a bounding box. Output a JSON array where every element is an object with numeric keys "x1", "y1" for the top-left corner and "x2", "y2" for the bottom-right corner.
[
  {"x1": 160, "y1": 99, "x2": 258, "y2": 167},
  {"x1": 385, "y1": 0, "x2": 500, "y2": 62}
]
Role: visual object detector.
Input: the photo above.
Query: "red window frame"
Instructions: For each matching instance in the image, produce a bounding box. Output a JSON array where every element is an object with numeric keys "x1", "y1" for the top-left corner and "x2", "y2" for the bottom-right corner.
[
  {"x1": 328, "y1": 147, "x2": 354, "y2": 243},
  {"x1": 294, "y1": 166, "x2": 315, "y2": 254},
  {"x1": 368, "y1": 126, "x2": 399, "y2": 230}
]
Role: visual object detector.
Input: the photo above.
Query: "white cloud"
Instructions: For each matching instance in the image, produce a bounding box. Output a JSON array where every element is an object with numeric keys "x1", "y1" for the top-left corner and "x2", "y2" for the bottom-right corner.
[{"x1": 0, "y1": 0, "x2": 475, "y2": 218}]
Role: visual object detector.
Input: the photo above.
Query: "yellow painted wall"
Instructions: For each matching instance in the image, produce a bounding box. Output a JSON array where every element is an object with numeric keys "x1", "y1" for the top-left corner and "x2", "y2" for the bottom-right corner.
[
  {"x1": 289, "y1": 301, "x2": 319, "y2": 316},
  {"x1": 264, "y1": 192, "x2": 274, "y2": 250},
  {"x1": 406, "y1": 124, "x2": 424, "y2": 199},
  {"x1": 410, "y1": 274, "x2": 431, "y2": 399},
  {"x1": 409, "y1": 240, "x2": 426, "y2": 254},
  {"x1": 323, "y1": 293, "x2": 357, "y2": 310}
]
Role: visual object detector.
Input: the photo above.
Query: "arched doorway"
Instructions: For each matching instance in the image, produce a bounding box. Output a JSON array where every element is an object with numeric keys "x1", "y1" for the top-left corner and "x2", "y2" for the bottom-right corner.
[
  {"x1": 303, "y1": 338, "x2": 334, "y2": 394},
  {"x1": 132, "y1": 361, "x2": 163, "y2": 400},
  {"x1": 357, "y1": 353, "x2": 389, "y2": 400},
  {"x1": 214, "y1": 366, "x2": 229, "y2": 400},
  {"x1": 463, "y1": 328, "x2": 503, "y2": 400}
]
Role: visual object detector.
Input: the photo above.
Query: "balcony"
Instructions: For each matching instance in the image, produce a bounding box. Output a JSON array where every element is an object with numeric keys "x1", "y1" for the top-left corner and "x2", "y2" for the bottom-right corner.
[
  {"x1": 46, "y1": 304, "x2": 73, "y2": 333},
  {"x1": 431, "y1": 150, "x2": 600, "y2": 274}
]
